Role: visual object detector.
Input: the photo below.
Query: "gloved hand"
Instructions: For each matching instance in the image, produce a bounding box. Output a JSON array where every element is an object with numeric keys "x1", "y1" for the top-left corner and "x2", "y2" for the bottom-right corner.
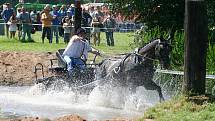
[{"x1": 96, "y1": 50, "x2": 101, "y2": 56}]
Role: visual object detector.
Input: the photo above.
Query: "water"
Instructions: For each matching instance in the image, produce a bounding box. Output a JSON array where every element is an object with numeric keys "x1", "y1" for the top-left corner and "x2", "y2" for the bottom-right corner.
[{"x1": 0, "y1": 82, "x2": 167, "y2": 120}]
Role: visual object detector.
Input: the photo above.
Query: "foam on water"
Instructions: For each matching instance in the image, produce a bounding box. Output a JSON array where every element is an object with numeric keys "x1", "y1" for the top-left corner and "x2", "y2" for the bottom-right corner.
[{"x1": 0, "y1": 80, "x2": 168, "y2": 120}]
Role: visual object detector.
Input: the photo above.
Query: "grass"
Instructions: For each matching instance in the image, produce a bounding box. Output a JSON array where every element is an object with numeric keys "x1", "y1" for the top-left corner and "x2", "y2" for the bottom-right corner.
[
  {"x1": 141, "y1": 96, "x2": 215, "y2": 121},
  {"x1": 2, "y1": 31, "x2": 215, "y2": 121},
  {"x1": 0, "y1": 31, "x2": 134, "y2": 54}
]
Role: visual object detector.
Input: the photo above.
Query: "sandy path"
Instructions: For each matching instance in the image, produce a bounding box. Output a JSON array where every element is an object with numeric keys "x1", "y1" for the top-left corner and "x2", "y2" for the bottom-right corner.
[{"x1": 0, "y1": 51, "x2": 55, "y2": 86}]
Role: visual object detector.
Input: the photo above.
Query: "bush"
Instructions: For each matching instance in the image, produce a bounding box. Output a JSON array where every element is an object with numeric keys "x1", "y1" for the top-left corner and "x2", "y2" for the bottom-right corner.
[
  {"x1": 131, "y1": 26, "x2": 184, "y2": 70},
  {"x1": 132, "y1": 26, "x2": 215, "y2": 94},
  {"x1": 132, "y1": 26, "x2": 215, "y2": 74}
]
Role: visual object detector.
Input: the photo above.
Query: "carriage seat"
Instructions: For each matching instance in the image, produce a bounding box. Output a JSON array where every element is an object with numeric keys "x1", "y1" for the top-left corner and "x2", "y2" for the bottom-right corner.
[
  {"x1": 56, "y1": 49, "x2": 67, "y2": 69},
  {"x1": 49, "y1": 49, "x2": 67, "y2": 72},
  {"x1": 49, "y1": 49, "x2": 96, "y2": 73}
]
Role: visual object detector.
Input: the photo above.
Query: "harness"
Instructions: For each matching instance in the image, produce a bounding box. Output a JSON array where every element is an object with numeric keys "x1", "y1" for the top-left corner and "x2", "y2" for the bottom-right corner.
[{"x1": 113, "y1": 52, "x2": 158, "y2": 75}]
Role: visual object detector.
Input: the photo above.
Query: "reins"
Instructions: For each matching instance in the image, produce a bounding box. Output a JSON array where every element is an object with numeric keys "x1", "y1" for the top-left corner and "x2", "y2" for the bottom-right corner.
[{"x1": 113, "y1": 52, "x2": 159, "y2": 75}]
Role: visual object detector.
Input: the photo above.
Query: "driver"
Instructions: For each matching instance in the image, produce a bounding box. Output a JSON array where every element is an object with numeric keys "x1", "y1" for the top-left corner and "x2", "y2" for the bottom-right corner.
[{"x1": 63, "y1": 28, "x2": 100, "y2": 74}]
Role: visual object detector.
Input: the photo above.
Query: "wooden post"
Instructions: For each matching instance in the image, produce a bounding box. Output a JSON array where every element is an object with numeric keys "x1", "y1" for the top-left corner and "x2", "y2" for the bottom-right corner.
[
  {"x1": 74, "y1": 0, "x2": 82, "y2": 32},
  {"x1": 183, "y1": 0, "x2": 208, "y2": 95}
]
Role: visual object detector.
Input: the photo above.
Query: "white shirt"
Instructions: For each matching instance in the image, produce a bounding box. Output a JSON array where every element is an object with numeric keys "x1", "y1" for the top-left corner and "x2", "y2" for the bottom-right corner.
[
  {"x1": 8, "y1": 22, "x2": 17, "y2": 32},
  {"x1": 63, "y1": 26, "x2": 71, "y2": 33},
  {"x1": 63, "y1": 35, "x2": 92, "y2": 61}
]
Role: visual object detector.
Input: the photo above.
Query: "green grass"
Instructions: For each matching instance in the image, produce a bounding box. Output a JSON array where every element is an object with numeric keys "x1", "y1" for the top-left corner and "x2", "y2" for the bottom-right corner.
[
  {"x1": 0, "y1": 32, "x2": 134, "y2": 54},
  {"x1": 141, "y1": 96, "x2": 215, "y2": 121},
  {"x1": 0, "y1": 32, "x2": 65, "y2": 52}
]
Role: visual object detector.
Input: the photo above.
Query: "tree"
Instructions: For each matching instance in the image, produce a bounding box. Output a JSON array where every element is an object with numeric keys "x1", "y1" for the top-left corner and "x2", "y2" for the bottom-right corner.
[
  {"x1": 183, "y1": 0, "x2": 208, "y2": 95},
  {"x1": 107, "y1": 0, "x2": 184, "y2": 32},
  {"x1": 107, "y1": 0, "x2": 214, "y2": 32}
]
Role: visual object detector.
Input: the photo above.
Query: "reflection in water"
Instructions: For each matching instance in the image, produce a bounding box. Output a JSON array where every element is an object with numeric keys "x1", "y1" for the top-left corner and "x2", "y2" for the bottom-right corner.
[{"x1": 0, "y1": 80, "x2": 168, "y2": 120}]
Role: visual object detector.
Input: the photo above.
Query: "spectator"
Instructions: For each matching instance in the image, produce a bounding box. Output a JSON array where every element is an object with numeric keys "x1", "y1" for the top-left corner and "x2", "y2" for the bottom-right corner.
[
  {"x1": 67, "y1": 4, "x2": 75, "y2": 17},
  {"x1": 51, "y1": 5, "x2": 61, "y2": 44},
  {"x1": 91, "y1": 6, "x2": 104, "y2": 46},
  {"x1": 16, "y1": 7, "x2": 22, "y2": 18},
  {"x1": 63, "y1": 17, "x2": 73, "y2": 43},
  {"x1": 41, "y1": 5, "x2": 53, "y2": 43},
  {"x1": 16, "y1": 8, "x2": 22, "y2": 36},
  {"x1": 82, "y1": 8, "x2": 92, "y2": 42},
  {"x1": 65, "y1": 9, "x2": 73, "y2": 19},
  {"x1": 89, "y1": 6, "x2": 94, "y2": 17},
  {"x1": 8, "y1": 13, "x2": 18, "y2": 39},
  {"x1": 30, "y1": 10, "x2": 38, "y2": 34},
  {"x1": 59, "y1": 5, "x2": 67, "y2": 37},
  {"x1": 18, "y1": 7, "x2": 33, "y2": 42},
  {"x1": 36, "y1": 12, "x2": 42, "y2": 31},
  {"x1": 1, "y1": 3, "x2": 14, "y2": 38},
  {"x1": 103, "y1": 13, "x2": 116, "y2": 46}
]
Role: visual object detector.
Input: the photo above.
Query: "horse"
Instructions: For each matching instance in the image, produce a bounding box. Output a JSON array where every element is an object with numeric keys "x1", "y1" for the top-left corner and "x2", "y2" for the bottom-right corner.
[
  {"x1": 35, "y1": 37, "x2": 171, "y2": 102},
  {"x1": 95, "y1": 37, "x2": 171, "y2": 102}
]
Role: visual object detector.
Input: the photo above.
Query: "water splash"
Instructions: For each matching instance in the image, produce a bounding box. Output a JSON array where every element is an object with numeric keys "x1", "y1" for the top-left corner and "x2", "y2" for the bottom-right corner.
[
  {"x1": 0, "y1": 84, "x2": 145, "y2": 120},
  {"x1": 0, "y1": 73, "x2": 176, "y2": 120}
]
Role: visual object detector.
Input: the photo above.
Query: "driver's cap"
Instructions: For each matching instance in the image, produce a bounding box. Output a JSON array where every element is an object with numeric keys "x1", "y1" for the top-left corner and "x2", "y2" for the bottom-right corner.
[{"x1": 76, "y1": 28, "x2": 86, "y2": 35}]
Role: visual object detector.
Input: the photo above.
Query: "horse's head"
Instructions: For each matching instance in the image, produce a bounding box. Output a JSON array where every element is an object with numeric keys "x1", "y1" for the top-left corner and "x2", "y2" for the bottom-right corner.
[
  {"x1": 138, "y1": 37, "x2": 171, "y2": 69},
  {"x1": 154, "y1": 37, "x2": 171, "y2": 69}
]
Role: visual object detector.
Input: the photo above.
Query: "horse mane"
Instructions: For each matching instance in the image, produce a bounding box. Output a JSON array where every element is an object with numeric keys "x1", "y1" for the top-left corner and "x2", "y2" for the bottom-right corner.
[{"x1": 138, "y1": 39, "x2": 160, "y2": 55}]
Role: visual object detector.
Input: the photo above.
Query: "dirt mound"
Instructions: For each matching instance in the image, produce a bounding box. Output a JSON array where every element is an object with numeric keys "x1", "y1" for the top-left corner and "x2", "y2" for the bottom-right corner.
[{"x1": 0, "y1": 51, "x2": 55, "y2": 86}]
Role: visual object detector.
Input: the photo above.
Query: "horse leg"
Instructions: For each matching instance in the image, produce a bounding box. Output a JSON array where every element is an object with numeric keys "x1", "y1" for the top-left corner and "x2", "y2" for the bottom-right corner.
[
  {"x1": 155, "y1": 85, "x2": 165, "y2": 102},
  {"x1": 143, "y1": 81, "x2": 165, "y2": 102}
]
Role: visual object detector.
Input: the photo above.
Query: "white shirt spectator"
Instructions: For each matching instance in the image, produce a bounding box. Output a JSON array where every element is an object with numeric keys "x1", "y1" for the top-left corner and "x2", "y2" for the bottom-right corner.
[{"x1": 8, "y1": 22, "x2": 17, "y2": 32}]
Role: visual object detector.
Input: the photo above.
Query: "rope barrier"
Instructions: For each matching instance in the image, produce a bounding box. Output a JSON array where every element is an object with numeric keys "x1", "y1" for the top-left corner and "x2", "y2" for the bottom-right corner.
[{"x1": 0, "y1": 22, "x2": 142, "y2": 31}]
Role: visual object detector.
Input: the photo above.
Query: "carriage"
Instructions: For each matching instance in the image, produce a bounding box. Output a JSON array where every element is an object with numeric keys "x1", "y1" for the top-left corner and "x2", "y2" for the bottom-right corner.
[
  {"x1": 34, "y1": 37, "x2": 171, "y2": 102},
  {"x1": 34, "y1": 49, "x2": 98, "y2": 87}
]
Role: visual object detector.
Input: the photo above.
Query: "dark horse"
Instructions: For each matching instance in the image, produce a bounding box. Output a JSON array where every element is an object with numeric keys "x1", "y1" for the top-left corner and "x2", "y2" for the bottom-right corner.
[
  {"x1": 36, "y1": 37, "x2": 171, "y2": 102},
  {"x1": 96, "y1": 37, "x2": 171, "y2": 102}
]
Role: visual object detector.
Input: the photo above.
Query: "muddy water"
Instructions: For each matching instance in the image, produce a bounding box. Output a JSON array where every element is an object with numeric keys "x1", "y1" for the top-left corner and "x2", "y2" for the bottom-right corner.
[{"x1": 0, "y1": 84, "x2": 164, "y2": 120}]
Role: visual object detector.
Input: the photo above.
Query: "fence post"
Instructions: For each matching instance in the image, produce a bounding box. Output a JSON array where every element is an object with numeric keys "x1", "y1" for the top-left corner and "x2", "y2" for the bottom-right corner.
[{"x1": 0, "y1": 19, "x2": 5, "y2": 35}]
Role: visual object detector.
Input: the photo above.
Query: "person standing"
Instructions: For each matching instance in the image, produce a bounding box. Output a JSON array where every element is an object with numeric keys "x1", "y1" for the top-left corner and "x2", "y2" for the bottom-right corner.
[
  {"x1": 8, "y1": 13, "x2": 18, "y2": 39},
  {"x1": 30, "y1": 10, "x2": 38, "y2": 32},
  {"x1": 1, "y1": 3, "x2": 14, "y2": 38},
  {"x1": 88, "y1": 6, "x2": 94, "y2": 17},
  {"x1": 82, "y1": 8, "x2": 92, "y2": 42},
  {"x1": 41, "y1": 5, "x2": 53, "y2": 43},
  {"x1": 67, "y1": 4, "x2": 75, "y2": 17},
  {"x1": 103, "y1": 13, "x2": 116, "y2": 46},
  {"x1": 51, "y1": 5, "x2": 61, "y2": 44},
  {"x1": 16, "y1": 7, "x2": 22, "y2": 37},
  {"x1": 18, "y1": 7, "x2": 32, "y2": 42},
  {"x1": 91, "y1": 6, "x2": 104, "y2": 46},
  {"x1": 63, "y1": 17, "x2": 73, "y2": 43},
  {"x1": 58, "y1": 5, "x2": 67, "y2": 37}
]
